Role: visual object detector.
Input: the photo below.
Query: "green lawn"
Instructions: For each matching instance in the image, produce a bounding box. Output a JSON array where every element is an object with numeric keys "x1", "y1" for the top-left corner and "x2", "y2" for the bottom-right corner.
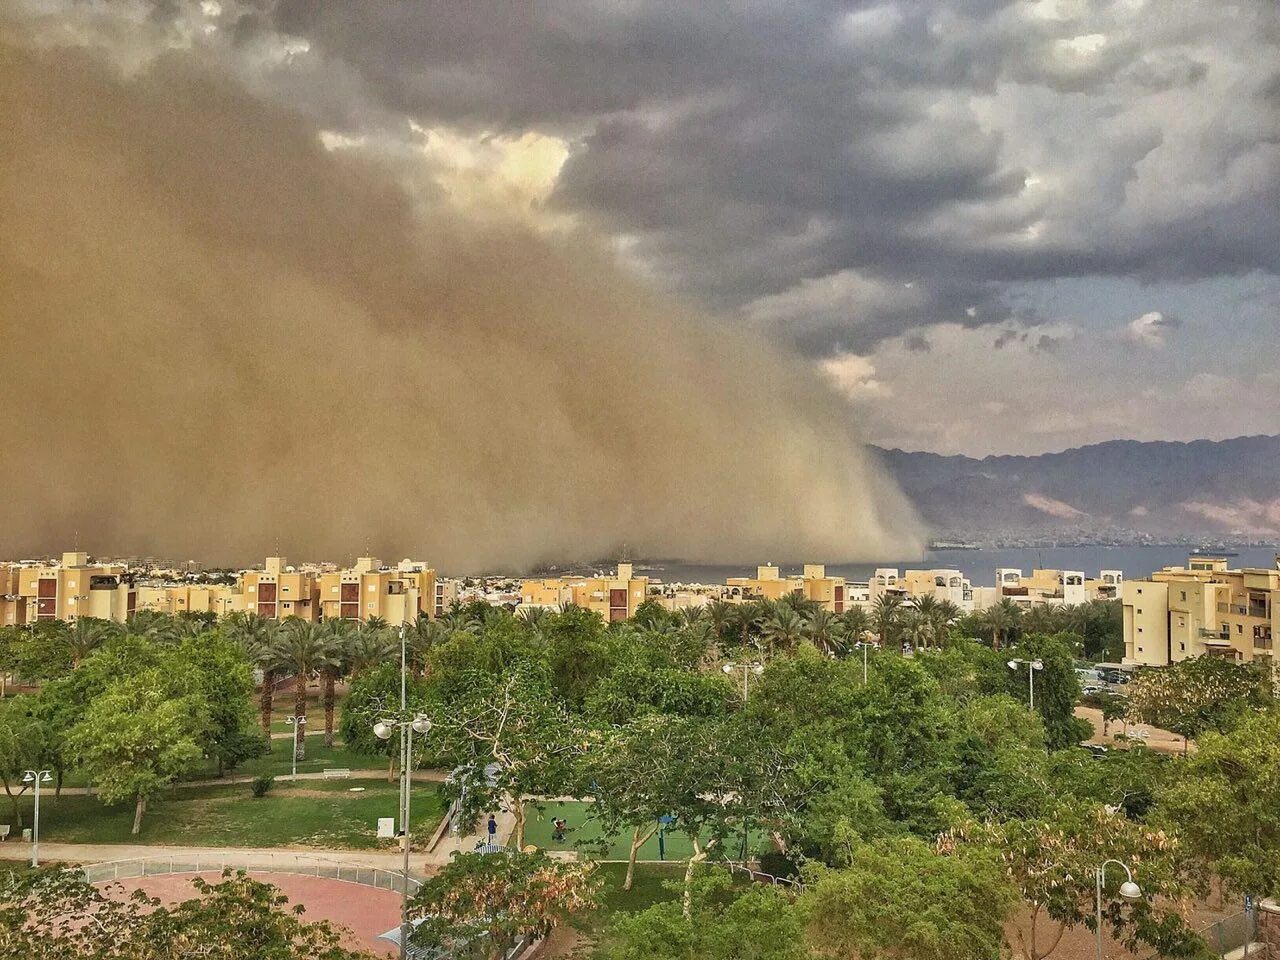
[
  {"x1": 226, "y1": 738, "x2": 378, "y2": 780},
  {"x1": 3, "y1": 780, "x2": 444, "y2": 849},
  {"x1": 520, "y1": 802, "x2": 765, "y2": 861}
]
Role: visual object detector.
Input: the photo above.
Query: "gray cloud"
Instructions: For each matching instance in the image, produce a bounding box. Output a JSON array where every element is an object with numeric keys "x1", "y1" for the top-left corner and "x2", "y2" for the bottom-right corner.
[{"x1": 175, "y1": 0, "x2": 1280, "y2": 354}]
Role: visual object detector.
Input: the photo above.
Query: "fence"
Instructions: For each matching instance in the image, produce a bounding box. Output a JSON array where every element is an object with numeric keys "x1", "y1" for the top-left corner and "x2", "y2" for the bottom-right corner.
[
  {"x1": 80, "y1": 853, "x2": 423, "y2": 895},
  {"x1": 1202, "y1": 911, "x2": 1258, "y2": 959}
]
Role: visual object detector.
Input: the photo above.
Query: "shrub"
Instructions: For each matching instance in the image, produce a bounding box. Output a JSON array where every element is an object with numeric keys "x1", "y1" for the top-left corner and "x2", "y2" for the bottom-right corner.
[{"x1": 251, "y1": 775, "x2": 274, "y2": 798}]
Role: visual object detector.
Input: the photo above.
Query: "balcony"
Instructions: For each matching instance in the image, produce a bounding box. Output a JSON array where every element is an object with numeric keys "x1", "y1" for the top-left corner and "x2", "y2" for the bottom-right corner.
[{"x1": 1199, "y1": 628, "x2": 1230, "y2": 640}]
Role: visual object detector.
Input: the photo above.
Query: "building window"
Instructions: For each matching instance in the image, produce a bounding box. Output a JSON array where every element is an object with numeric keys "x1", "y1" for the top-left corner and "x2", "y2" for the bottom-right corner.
[
  {"x1": 1137, "y1": 588, "x2": 1142, "y2": 594},
  {"x1": 1181, "y1": 592, "x2": 1187, "y2": 601},
  {"x1": 1138, "y1": 627, "x2": 1143, "y2": 633},
  {"x1": 1138, "y1": 646, "x2": 1144, "y2": 652},
  {"x1": 1137, "y1": 609, "x2": 1142, "y2": 614}
]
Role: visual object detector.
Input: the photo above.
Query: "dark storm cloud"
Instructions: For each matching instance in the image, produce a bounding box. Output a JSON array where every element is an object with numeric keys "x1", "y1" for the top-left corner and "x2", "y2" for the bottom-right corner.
[{"x1": 209, "y1": 0, "x2": 1280, "y2": 355}]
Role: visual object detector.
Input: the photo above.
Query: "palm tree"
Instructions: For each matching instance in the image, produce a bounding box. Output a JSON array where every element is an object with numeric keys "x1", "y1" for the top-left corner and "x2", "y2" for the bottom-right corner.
[
  {"x1": 317, "y1": 619, "x2": 355, "y2": 748},
  {"x1": 404, "y1": 616, "x2": 449, "y2": 678},
  {"x1": 871, "y1": 594, "x2": 905, "y2": 651},
  {"x1": 223, "y1": 612, "x2": 278, "y2": 733},
  {"x1": 517, "y1": 605, "x2": 553, "y2": 638},
  {"x1": 803, "y1": 608, "x2": 847, "y2": 657},
  {"x1": 344, "y1": 621, "x2": 396, "y2": 677},
  {"x1": 778, "y1": 593, "x2": 821, "y2": 618},
  {"x1": 841, "y1": 606, "x2": 871, "y2": 647},
  {"x1": 980, "y1": 598, "x2": 1023, "y2": 650},
  {"x1": 269, "y1": 619, "x2": 340, "y2": 761},
  {"x1": 63, "y1": 616, "x2": 113, "y2": 667},
  {"x1": 706, "y1": 600, "x2": 735, "y2": 649},
  {"x1": 760, "y1": 604, "x2": 807, "y2": 658},
  {"x1": 124, "y1": 610, "x2": 181, "y2": 644}
]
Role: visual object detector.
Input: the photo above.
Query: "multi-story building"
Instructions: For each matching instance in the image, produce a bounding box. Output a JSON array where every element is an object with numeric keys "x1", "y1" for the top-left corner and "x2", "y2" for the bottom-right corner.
[
  {"x1": 0, "y1": 565, "x2": 26, "y2": 626},
  {"x1": 134, "y1": 583, "x2": 241, "y2": 618},
  {"x1": 724, "y1": 564, "x2": 852, "y2": 613},
  {"x1": 900, "y1": 569, "x2": 976, "y2": 611},
  {"x1": 318, "y1": 557, "x2": 438, "y2": 624},
  {"x1": 236, "y1": 556, "x2": 320, "y2": 621},
  {"x1": 519, "y1": 563, "x2": 650, "y2": 621},
  {"x1": 1123, "y1": 555, "x2": 1277, "y2": 669},
  {"x1": 990, "y1": 568, "x2": 1120, "y2": 608},
  {"x1": 13, "y1": 552, "x2": 136, "y2": 623}
]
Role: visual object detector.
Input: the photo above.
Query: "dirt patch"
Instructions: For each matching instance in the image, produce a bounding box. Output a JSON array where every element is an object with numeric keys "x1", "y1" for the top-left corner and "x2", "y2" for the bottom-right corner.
[{"x1": 1074, "y1": 706, "x2": 1195, "y2": 755}]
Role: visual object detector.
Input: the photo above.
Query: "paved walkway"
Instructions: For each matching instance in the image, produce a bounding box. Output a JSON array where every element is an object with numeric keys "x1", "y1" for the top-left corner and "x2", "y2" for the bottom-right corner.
[
  {"x1": 0, "y1": 799, "x2": 519, "y2": 871},
  {"x1": 23, "y1": 769, "x2": 448, "y2": 797}
]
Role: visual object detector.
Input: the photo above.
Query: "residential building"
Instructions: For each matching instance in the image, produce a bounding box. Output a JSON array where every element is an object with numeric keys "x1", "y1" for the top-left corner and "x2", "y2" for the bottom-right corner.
[
  {"x1": 0, "y1": 565, "x2": 25, "y2": 626},
  {"x1": 134, "y1": 583, "x2": 240, "y2": 617},
  {"x1": 13, "y1": 552, "x2": 135, "y2": 623},
  {"x1": 236, "y1": 556, "x2": 320, "y2": 621},
  {"x1": 318, "y1": 557, "x2": 438, "y2": 624},
  {"x1": 1122, "y1": 555, "x2": 1277, "y2": 669},
  {"x1": 900, "y1": 569, "x2": 976, "y2": 610},
  {"x1": 519, "y1": 563, "x2": 650, "y2": 621},
  {"x1": 725, "y1": 564, "x2": 852, "y2": 613}
]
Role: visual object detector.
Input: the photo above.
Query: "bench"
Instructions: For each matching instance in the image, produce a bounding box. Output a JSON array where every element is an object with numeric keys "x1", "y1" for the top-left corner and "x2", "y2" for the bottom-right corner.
[{"x1": 322, "y1": 768, "x2": 351, "y2": 779}]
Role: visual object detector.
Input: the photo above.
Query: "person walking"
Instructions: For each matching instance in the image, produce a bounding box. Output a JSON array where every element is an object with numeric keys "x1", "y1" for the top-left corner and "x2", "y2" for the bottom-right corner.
[{"x1": 486, "y1": 813, "x2": 497, "y2": 844}]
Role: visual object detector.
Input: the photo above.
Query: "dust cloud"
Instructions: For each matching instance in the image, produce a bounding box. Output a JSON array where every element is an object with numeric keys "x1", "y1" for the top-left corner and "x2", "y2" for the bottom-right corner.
[{"x1": 0, "y1": 38, "x2": 922, "y2": 572}]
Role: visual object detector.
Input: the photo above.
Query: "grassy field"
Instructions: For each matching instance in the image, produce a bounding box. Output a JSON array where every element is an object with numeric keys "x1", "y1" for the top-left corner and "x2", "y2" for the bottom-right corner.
[
  {"x1": 225, "y1": 738, "x2": 379, "y2": 781},
  {"x1": 3, "y1": 779, "x2": 444, "y2": 849},
  {"x1": 520, "y1": 802, "x2": 764, "y2": 861}
]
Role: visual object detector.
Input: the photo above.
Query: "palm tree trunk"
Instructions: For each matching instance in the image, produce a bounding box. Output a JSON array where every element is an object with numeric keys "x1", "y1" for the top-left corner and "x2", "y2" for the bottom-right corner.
[
  {"x1": 323, "y1": 671, "x2": 336, "y2": 748},
  {"x1": 260, "y1": 668, "x2": 275, "y2": 733},
  {"x1": 294, "y1": 674, "x2": 307, "y2": 761}
]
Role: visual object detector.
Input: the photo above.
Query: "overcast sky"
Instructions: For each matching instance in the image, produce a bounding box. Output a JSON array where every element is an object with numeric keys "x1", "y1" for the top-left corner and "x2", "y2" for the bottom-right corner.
[{"x1": 19, "y1": 0, "x2": 1280, "y2": 455}]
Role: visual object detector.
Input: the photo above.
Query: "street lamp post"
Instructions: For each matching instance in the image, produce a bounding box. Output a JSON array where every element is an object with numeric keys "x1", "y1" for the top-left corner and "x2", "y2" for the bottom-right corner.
[
  {"x1": 1007, "y1": 657, "x2": 1044, "y2": 710},
  {"x1": 21, "y1": 769, "x2": 52, "y2": 867},
  {"x1": 285, "y1": 715, "x2": 306, "y2": 780},
  {"x1": 372, "y1": 623, "x2": 433, "y2": 960},
  {"x1": 1095, "y1": 859, "x2": 1142, "y2": 960},
  {"x1": 852, "y1": 639, "x2": 873, "y2": 684},
  {"x1": 722, "y1": 660, "x2": 764, "y2": 698}
]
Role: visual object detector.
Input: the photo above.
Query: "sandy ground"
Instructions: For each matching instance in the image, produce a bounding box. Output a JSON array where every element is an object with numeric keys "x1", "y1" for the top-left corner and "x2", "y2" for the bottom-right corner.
[
  {"x1": 97, "y1": 871, "x2": 403, "y2": 955},
  {"x1": 1075, "y1": 705, "x2": 1196, "y2": 755}
]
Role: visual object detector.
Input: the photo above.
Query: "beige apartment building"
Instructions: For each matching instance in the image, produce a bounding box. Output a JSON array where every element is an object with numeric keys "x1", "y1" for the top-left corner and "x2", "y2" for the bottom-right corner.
[
  {"x1": 0, "y1": 565, "x2": 26, "y2": 626},
  {"x1": 135, "y1": 583, "x2": 240, "y2": 617},
  {"x1": 318, "y1": 557, "x2": 439, "y2": 624},
  {"x1": 10, "y1": 552, "x2": 136, "y2": 623},
  {"x1": 724, "y1": 564, "x2": 852, "y2": 613},
  {"x1": 519, "y1": 563, "x2": 650, "y2": 621},
  {"x1": 1123, "y1": 555, "x2": 1277, "y2": 668}
]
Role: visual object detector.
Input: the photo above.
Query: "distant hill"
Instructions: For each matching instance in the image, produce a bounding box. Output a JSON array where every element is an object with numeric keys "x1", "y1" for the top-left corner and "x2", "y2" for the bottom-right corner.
[{"x1": 873, "y1": 435, "x2": 1280, "y2": 542}]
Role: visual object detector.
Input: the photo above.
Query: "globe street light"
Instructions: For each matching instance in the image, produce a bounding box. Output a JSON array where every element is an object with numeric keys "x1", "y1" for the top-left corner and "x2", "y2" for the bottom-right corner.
[
  {"x1": 1007, "y1": 657, "x2": 1044, "y2": 710},
  {"x1": 722, "y1": 661, "x2": 764, "y2": 698},
  {"x1": 284, "y1": 715, "x2": 306, "y2": 780},
  {"x1": 1095, "y1": 859, "x2": 1142, "y2": 960},
  {"x1": 21, "y1": 769, "x2": 52, "y2": 867},
  {"x1": 372, "y1": 622, "x2": 435, "y2": 960}
]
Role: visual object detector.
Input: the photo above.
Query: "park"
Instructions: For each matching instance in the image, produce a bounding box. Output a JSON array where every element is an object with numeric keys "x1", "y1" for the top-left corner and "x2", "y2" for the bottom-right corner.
[{"x1": 1, "y1": 598, "x2": 1278, "y2": 959}]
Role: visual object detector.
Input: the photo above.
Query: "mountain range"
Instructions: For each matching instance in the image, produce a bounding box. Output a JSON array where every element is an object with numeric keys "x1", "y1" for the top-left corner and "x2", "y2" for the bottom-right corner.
[{"x1": 873, "y1": 434, "x2": 1280, "y2": 543}]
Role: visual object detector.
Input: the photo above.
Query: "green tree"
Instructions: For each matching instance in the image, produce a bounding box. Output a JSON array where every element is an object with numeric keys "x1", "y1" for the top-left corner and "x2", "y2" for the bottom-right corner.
[
  {"x1": 431, "y1": 663, "x2": 576, "y2": 848},
  {"x1": 598, "y1": 869, "x2": 811, "y2": 960},
  {"x1": 66, "y1": 668, "x2": 209, "y2": 833},
  {"x1": 180, "y1": 633, "x2": 267, "y2": 776},
  {"x1": 0, "y1": 867, "x2": 373, "y2": 958},
  {"x1": 870, "y1": 594, "x2": 905, "y2": 651},
  {"x1": 803, "y1": 837, "x2": 1015, "y2": 960},
  {"x1": 269, "y1": 619, "x2": 340, "y2": 761},
  {"x1": 409, "y1": 851, "x2": 598, "y2": 958},
  {"x1": 979, "y1": 597, "x2": 1022, "y2": 650},
  {"x1": 222, "y1": 612, "x2": 280, "y2": 734},
  {"x1": 957, "y1": 800, "x2": 1205, "y2": 960},
  {"x1": 1126, "y1": 656, "x2": 1271, "y2": 752},
  {"x1": 0, "y1": 697, "x2": 48, "y2": 828},
  {"x1": 801, "y1": 608, "x2": 846, "y2": 656},
  {"x1": 1156, "y1": 707, "x2": 1280, "y2": 898}
]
